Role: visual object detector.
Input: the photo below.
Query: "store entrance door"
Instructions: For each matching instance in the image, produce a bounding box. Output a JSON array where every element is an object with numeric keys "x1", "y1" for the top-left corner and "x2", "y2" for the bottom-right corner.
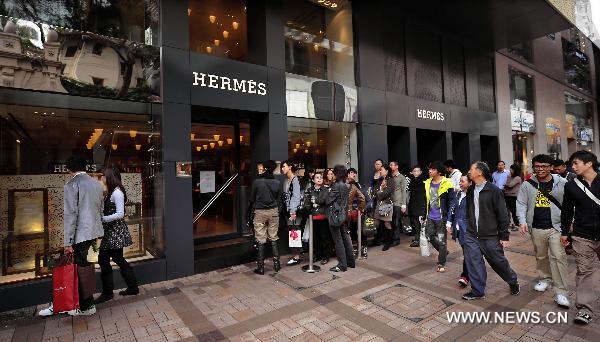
[{"x1": 191, "y1": 121, "x2": 251, "y2": 242}]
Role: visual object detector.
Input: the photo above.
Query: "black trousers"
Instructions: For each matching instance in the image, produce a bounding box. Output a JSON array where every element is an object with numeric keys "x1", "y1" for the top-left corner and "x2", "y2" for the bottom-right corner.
[
  {"x1": 313, "y1": 218, "x2": 332, "y2": 259},
  {"x1": 329, "y1": 223, "x2": 355, "y2": 270},
  {"x1": 98, "y1": 248, "x2": 138, "y2": 295},
  {"x1": 392, "y1": 206, "x2": 402, "y2": 243},
  {"x1": 505, "y1": 195, "x2": 518, "y2": 226},
  {"x1": 73, "y1": 240, "x2": 94, "y2": 310}
]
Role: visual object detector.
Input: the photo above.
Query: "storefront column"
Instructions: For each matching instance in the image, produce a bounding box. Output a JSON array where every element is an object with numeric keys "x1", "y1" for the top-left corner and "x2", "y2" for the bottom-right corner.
[
  {"x1": 160, "y1": 0, "x2": 194, "y2": 279},
  {"x1": 409, "y1": 127, "x2": 418, "y2": 167},
  {"x1": 446, "y1": 131, "x2": 453, "y2": 160},
  {"x1": 358, "y1": 123, "x2": 387, "y2": 188},
  {"x1": 469, "y1": 133, "x2": 482, "y2": 163}
]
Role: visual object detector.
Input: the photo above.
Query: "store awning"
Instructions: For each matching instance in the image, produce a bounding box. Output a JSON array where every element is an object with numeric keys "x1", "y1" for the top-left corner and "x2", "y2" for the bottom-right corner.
[{"x1": 398, "y1": 0, "x2": 573, "y2": 50}]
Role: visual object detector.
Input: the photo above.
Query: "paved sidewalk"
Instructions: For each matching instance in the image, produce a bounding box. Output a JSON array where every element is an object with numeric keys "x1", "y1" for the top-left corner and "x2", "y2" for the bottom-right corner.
[{"x1": 2, "y1": 230, "x2": 600, "y2": 341}]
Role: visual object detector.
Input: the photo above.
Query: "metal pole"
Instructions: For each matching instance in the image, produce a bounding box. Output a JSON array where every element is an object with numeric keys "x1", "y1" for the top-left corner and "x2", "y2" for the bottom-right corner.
[
  {"x1": 302, "y1": 215, "x2": 320, "y2": 273},
  {"x1": 357, "y1": 211, "x2": 363, "y2": 259}
]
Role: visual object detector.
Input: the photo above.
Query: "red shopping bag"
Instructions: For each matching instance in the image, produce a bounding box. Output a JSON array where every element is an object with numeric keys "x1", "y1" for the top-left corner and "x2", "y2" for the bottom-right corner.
[{"x1": 52, "y1": 253, "x2": 79, "y2": 313}]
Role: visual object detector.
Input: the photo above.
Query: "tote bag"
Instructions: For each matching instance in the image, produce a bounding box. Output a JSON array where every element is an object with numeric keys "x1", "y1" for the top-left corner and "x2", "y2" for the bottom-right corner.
[{"x1": 52, "y1": 253, "x2": 79, "y2": 313}]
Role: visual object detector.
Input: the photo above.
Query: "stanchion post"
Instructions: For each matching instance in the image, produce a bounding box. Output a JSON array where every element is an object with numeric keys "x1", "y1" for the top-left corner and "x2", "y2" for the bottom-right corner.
[
  {"x1": 302, "y1": 215, "x2": 320, "y2": 273},
  {"x1": 357, "y1": 211, "x2": 363, "y2": 259}
]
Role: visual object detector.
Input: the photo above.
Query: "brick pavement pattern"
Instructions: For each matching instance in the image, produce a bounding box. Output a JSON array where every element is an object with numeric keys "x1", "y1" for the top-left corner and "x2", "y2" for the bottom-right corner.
[{"x1": 2, "y1": 230, "x2": 600, "y2": 341}]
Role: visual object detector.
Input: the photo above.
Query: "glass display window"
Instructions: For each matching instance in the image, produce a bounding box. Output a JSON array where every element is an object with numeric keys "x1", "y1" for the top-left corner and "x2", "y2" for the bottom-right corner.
[
  {"x1": 509, "y1": 67, "x2": 535, "y2": 133},
  {"x1": 0, "y1": 103, "x2": 163, "y2": 284},
  {"x1": 287, "y1": 117, "x2": 357, "y2": 174},
  {"x1": 189, "y1": 0, "x2": 247, "y2": 61},
  {"x1": 284, "y1": 0, "x2": 354, "y2": 86},
  {"x1": 565, "y1": 92, "x2": 594, "y2": 155}
]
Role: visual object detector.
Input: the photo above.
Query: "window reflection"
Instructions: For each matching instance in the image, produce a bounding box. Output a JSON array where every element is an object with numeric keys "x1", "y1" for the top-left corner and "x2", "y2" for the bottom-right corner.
[
  {"x1": 562, "y1": 28, "x2": 591, "y2": 93},
  {"x1": 0, "y1": 104, "x2": 163, "y2": 284},
  {"x1": 284, "y1": 0, "x2": 354, "y2": 85},
  {"x1": 189, "y1": 0, "x2": 247, "y2": 61},
  {"x1": 565, "y1": 92, "x2": 594, "y2": 154}
]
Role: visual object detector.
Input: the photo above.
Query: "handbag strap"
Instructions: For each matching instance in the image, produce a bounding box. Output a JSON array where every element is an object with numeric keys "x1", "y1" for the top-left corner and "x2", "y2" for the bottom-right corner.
[
  {"x1": 526, "y1": 179, "x2": 562, "y2": 210},
  {"x1": 574, "y1": 178, "x2": 600, "y2": 206}
]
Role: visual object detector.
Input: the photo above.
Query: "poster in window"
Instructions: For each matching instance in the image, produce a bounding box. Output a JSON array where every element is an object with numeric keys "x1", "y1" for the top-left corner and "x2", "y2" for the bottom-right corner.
[
  {"x1": 199, "y1": 171, "x2": 216, "y2": 193},
  {"x1": 510, "y1": 105, "x2": 534, "y2": 132}
]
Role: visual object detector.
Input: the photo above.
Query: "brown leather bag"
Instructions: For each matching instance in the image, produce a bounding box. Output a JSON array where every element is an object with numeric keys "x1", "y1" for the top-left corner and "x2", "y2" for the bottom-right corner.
[{"x1": 77, "y1": 264, "x2": 96, "y2": 299}]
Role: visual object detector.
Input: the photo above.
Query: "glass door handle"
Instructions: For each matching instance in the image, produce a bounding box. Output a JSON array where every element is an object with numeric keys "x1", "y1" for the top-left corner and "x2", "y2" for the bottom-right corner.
[{"x1": 193, "y1": 173, "x2": 238, "y2": 224}]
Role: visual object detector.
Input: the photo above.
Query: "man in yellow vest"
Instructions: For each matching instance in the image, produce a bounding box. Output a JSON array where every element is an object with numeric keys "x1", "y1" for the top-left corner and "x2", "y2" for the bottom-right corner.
[{"x1": 421, "y1": 161, "x2": 455, "y2": 273}]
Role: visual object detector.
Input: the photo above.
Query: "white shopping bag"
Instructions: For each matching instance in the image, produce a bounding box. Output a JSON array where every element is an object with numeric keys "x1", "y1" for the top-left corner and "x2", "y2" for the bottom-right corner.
[
  {"x1": 302, "y1": 220, "x2": 310, "y2": 242},
  {"x1": 420, "y1": 221, "x2": 430, "y2": 257},
  {"x1": 289, "y1": 228, "x2": 302, "y2": 248}
]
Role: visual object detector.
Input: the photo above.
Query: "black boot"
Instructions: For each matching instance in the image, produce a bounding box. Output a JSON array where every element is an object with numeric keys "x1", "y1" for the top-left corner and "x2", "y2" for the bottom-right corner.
[
  {"x1": 118, "y1": 262, "x2": 139, "y2": 296},
  {"x1": 254, "y1": 243, "x2": 265, "y2": 275},
  {"x1": 382, "y1": 230, "x2": 391, "y2": 251},
  {"x1": 271, "y1": 241, "x2": 281, "y2": 272}
]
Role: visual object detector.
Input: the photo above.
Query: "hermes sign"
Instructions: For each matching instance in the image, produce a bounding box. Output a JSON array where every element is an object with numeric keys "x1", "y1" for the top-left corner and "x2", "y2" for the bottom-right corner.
[
  {"x1": 416, "y1": 108, "x2": 445, "y2": 121},
  {"x1": 192, "y1": 72, "x2": 267, "y2": 96}
]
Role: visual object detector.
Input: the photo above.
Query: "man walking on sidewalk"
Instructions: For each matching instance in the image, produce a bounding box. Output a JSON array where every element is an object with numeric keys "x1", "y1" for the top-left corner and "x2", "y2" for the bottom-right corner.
[
  {"x1": 39, "y1": 155, "x2": 104, "y2": 317},
  {"x1": 389, "y1": 161, "x2": 407, "y2": 247},
  {"x1": 561, "y1": 150, "x2": 600, "y2": 324},
  {"x1": 517, "y1": 154, "x2": 569, "y2": 307},
  {"x1": 462, "y1": 162, "x2": 520, "y2": 300}
]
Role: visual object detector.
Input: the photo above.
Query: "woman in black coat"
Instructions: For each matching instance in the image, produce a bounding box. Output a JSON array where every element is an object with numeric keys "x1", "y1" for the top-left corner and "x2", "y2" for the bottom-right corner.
[
  {"x1": 317, "y1": 165, "x2": 355, "y2": 272},
  {"x1": 372, "y1": 165, "x2": 396, "y2": 251}
]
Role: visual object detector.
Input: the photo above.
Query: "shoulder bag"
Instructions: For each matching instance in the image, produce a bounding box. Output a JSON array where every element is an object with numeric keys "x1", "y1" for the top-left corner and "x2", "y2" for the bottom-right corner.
[
  {"x1": 573, "y1": 178, "x2": 600, "y2": 206},
  {"x1": 526, "y1": 179, "x2": 562, "y2": 210}
]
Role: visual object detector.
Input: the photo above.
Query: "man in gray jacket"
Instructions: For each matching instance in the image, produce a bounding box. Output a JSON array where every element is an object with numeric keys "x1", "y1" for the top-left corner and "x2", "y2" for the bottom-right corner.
[
  {"x1": 39, "y1": 155, "x2": 104, "y2": 317},
  {"x1": 517, "y1": 154, "x2": 569, "y2": 308},
  {"x1": 389, "y1": 161, "x2": 407, "y2": 247}
]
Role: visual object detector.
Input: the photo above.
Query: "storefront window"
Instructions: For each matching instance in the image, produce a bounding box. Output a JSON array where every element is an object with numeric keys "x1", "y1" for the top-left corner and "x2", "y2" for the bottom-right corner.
[
  {"x1": 0, "y1": 16, "x2": 160, "y2": 102},
  {"x1": 284, "y1": 0, "x2": 354, "y2": 86},
  {"x1": 189, "y1": 0, "x2": 247, "y2": 61},
  {"x1": 509, "y1": 67, "x2": 535, "y2": 170},
  {"x1": 0, "y1": 0, "x2": 159, "y2": 46},
  {"x1": 565, "y1": 92, "x2": 594, "y2": 154},
  {"x1": 0, "y1": 104, "x2": 163, "y2": 284},
  {"x1": 287, "y1": 117, "x2": 358, "y2": 173},
  {"x1": 562, "y1": 29, "x2": 591, "y2": 94},
  {"x1": 286, "y1": 73, "x2": 357, "y2": 123}
]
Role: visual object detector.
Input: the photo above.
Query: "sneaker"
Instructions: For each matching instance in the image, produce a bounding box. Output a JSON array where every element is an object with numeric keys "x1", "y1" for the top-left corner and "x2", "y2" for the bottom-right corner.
[
  {"x1": 38, "y1": 303, "x2": 54, "y2": 317},
  {"x1": 462, "y1": 292, "x2": 485, "y2": 300},
  {"x1": 286, "y1": 258, "x2": 300, "y2": 266},
  {"x1": 361, "y1": 246, "x2": 368, "y2": 258},
  {"x1": 119, "y1": 287, "x2": 139, "y2": 296},
  {"x1": 574, "y1": 311, "x2": 592, "y2": 325},
  {"x1": 510, "y1": 282, "x2": 520, "y2": 296},
  {"x1": 534, "y1": 280, "x2": 552, "y2": 292},
  {"x1": 409, "y1": 240, "x2": 419, "y2": 248},
  {"x1": 458, "y1": 276, "x2": 469, "y2": 288},
  {"x1": 68, "y1": 306, "x2": 96, "y2": 316},
  {"x1": 554, "y1": 294, "x2": 570, "y2": 308}
]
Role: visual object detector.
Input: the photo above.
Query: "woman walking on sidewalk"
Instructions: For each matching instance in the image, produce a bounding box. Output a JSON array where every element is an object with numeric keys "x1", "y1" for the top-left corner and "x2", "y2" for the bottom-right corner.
[
  {"x1": 504, "y1": 164, "x2": 522, "y2": 231},
  {"x1": 318, "y1": 165, "x2": 355, "y2": 272},
  {"x1": 95, "y1": 168, "x2": 139, "y2": 304}
]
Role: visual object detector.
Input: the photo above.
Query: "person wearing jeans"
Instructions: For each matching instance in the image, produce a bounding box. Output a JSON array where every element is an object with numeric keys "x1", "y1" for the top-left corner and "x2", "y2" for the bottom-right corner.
[
  {"x1": 517, "y1": 154, "x2": 569, "y2": 308},
  {"x1": 389, "y1": 161, "x2": 407, "y2": 247},
  {"x1": 462, "y1": 162, "x2": 520, "y2": 301},
  {"x1": 560, "y1": 150, "x2": 600, "y2": 325},
  {"x1": 447, "y1": 175, "x2": 471, "y2": 288},
  {"x1": 422, "y1": 161, "x2": 454, "y2": 272}
]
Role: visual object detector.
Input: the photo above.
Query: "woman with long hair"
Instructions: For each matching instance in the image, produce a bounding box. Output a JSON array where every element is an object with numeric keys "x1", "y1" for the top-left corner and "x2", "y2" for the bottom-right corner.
[
  {"x1": 324, "y1": 168, "x2": 336, "y2": 186},
  {"x1": 94, "y1": 168, "x2": 139, "y2": 304},
  {"x1": 373, "y1": 165, "x2": 396, "y2": 251},
  {"x1": 317, "y1": 165, "x2": 355, "y2": 272},
  {"x1": 504, "y1": 164, "x2": 522, "y2": 231},
  {"x1": 304, "y1": 172, "x2": 332, "y2": 264}
]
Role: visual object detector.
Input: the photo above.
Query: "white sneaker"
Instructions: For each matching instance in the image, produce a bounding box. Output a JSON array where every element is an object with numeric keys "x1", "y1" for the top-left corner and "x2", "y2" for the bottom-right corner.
[
  {"x1": 68, "y1": 306, "x2": 96, "y2": 316},
  {"x1": 534, "y1": 280, "x2": 552, "y2": 292},
  {"x1": 555, "y1": 294, "x2": 570, "y2": 307},
  {"x1": 38, "y1": 303, "x2": 54, "y2": 317}
]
